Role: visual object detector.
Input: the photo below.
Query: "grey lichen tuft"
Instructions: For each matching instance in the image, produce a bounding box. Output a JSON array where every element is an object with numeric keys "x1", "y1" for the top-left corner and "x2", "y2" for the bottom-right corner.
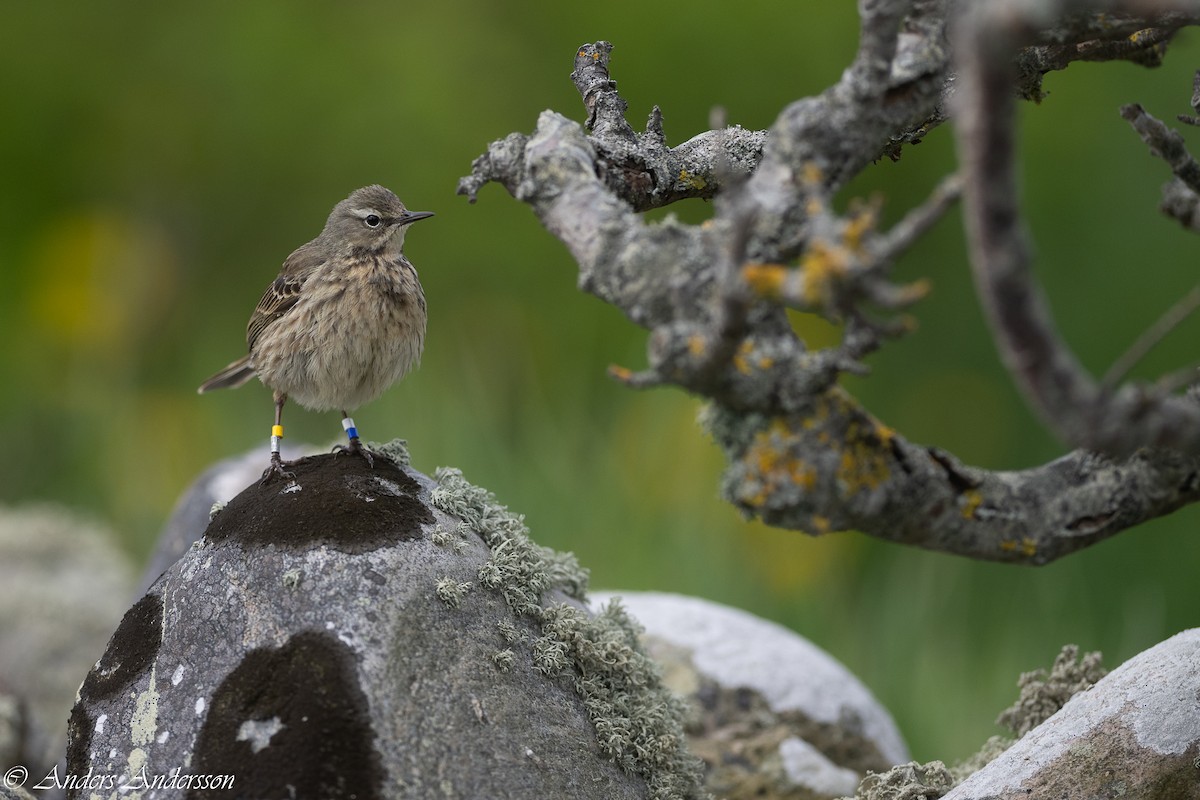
[
  {"x1": 430, "y1": 467, "x2": 590, "y2": 612},
  {"x1": 836, "y1": 646, "x2": 1109, "y2": 797},
  {"x1": 843, "y1": 760, "x2": 955, "y2": 800},
  {"x1": 545, "y1": 599, "x2": 705, "y2": 800},
  {"x1": 532, "y1": 629, "x2": 572, "y2": 676},
  {"x1": 496, "y1": 619, "x2": 523, "y2": 644},
  {"x1": 367, "y1": 437, "x2": 412, "y2": 468},
  {"x1": 208, "y1": 501, "x2": 226, "y2": 521},
  {"x1": 430, "y1": 523, "x2": 469, "y2": 555},
  {"x1": 435, "y1": 577, "x2": 472, "y2": 609},
  {"x1": 492, "y1": 648, "x2": 515, "y2": 672},
  {"x1": 430, "y1": 526, "x2": 454, "y2": 548},
  {"x1": 948, "y1": 735, "x2": 1011, "y2": 783},
  {"x1": 430, "y1": 466, "x2": 706, "y2": 800},
  {"x1": 996, "y1": 644, "x2": 1106, "y2": 738},
  {"x1": 281, "y1": 568, "x2": 303, "y2": 589}
]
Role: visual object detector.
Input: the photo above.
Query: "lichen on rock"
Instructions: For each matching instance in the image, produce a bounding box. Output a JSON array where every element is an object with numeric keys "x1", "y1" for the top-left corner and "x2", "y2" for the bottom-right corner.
[{"x1": 430, "y1": 465, "x2": 707, "y2": 800}]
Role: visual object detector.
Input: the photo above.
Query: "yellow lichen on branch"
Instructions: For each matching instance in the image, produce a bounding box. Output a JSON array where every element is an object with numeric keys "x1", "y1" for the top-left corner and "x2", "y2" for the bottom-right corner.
[
  {"x1": 812, "y1": 388, "x2": 895, "y2": 497},
  {"x1": 842, "y1": 203, "x2": 879, "y2": 253},
  {"x1": 740, "y1": 417, "x2": 818, "y2": 508},
  {"x1": 608, "y1": 364, "x2": 633, "y2": 382},
  {"x1": 835, "y1": 429, "x2": 892, "y2": 495},
  {"x1": 999, "y1": 537, "x2": 1038, "y2": 557},
  {"x1": 799, "y1": 240, "x2": 849, "y2": 307},
  {"x1": 678, "y1": 169, "x2": 707, "y2": 191},
  {"x1": 960, "y1": 488, "x2": 983, "y2": 519},
  {"x1": 742, "y1": 263, "x2": 788, "y2": 300},
  {"x1": 735, "y1": 387, "x2": 898, "y2": 516},
  {"x1": 730, "y1": 339, "x2": 777, "y2": 376},
  {"x1": 733, "y1": 340, "x2": 754, "y2": 375}
]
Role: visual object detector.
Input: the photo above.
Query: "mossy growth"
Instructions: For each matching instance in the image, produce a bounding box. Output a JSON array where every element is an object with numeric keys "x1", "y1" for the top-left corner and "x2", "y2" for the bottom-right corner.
[
  {"x1": 434, "y1": 577, "x2": 472, "y2": 609},
  {"x1": 430, "y1": 523, "x2": 468, "y2": 554},
  {"x1": 430, "y1": 467, "x2": 589, "y2": 613},
  {"x1": 842, "y1": 645, "x2": 1108, "y2": 798},
  {"x1": 995, "y1": 644, "x2": 1106, "y2": 738},
  {"x1": 367, "y1": 438, "x2": 412, "y2": 468},
  {"x1": 430, "y1": 466, "x2": 707, "y2": 800},
  {"x1": 948, "y1": 735, "x2": 1011, "y2": 784},
  {"x1": 491, "y1": 648, "x2": 515, "y2": 672},
  {"x1": 842, "y1": 760, "x2": 955, "y2": 800}
]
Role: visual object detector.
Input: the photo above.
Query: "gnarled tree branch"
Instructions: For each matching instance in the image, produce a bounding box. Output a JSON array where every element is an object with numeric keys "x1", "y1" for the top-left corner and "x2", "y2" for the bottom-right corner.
[{"x1": 458, "y1": 0, "x2": 1200, "y2": 564}]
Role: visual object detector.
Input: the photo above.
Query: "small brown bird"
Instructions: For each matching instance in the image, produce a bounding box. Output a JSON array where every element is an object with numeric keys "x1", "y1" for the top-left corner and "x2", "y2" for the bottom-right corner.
[{"x1": 198, "y1": 185, "x2": 433, "y2": 481}]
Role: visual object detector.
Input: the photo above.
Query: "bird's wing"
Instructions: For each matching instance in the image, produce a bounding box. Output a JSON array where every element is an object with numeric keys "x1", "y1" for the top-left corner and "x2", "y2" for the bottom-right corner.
[{"x1": 245, "y1": 242, "x2": 326, "y2": 352}]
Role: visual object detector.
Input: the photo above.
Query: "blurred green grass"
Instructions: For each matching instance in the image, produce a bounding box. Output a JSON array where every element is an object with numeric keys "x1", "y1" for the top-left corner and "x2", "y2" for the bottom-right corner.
[{"x1": 2, "y1": 1, "x2": 1198, "y2": 763}]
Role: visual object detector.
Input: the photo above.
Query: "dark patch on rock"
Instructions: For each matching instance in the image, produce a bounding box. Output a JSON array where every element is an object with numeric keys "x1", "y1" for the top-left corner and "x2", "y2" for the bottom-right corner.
[
  {"x1": 77, "y1": 593, "x2": 162, "y2": 703},
  {"x1": 65, "y1": 702, "x2": 93, "y2": 784},
  {"x1": 190, "y1": 630, "x2": 382, "y2": 800},
  {"x1": 205, "y1": 453, "x2": 432, "y2": 553},
  {"x1": 65, "y1": 593, "x2": 163, "y2": 788}
]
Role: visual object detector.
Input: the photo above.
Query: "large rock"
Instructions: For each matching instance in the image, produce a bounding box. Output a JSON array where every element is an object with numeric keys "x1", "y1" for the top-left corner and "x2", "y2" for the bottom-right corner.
[
  {"x1": 68, "y1": 446, "x2": 705, "y2": 799},
  {"x1": 593, "y1": 591, "x2": 908, "y2": 799},
  {"x1": 944, "y1": 629, "x2": 1200, "y2": 800}
]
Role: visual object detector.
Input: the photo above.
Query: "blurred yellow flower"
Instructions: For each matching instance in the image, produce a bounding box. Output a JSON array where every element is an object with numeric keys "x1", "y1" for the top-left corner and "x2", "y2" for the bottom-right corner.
[{"x1": 26, "y1": 208, "x2": 178, "y2": 354}]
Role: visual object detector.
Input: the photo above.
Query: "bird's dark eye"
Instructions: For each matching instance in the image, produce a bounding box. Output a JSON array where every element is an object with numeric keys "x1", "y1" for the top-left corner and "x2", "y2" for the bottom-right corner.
[{"x1": 364, "y1": 214, "x2": 381, "y2": 228}]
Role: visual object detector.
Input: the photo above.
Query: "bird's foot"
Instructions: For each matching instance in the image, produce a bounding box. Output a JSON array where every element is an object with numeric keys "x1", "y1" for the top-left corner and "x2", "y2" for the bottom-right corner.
[
  {"x1": 260, "y1": 454, "x2": 297, "y2": 485},
  {"x1": 333, "y1": 436, "x2": 377, "y2": 467}
]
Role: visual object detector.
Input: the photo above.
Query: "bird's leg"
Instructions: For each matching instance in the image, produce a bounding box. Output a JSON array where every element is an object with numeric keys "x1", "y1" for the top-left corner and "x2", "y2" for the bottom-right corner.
[
  {"x1": 333, "y1": 411, "x2": 375, "y2": 467},
  {"x1": 260, "y1": 392, "x2": 297, "y2": 484}
]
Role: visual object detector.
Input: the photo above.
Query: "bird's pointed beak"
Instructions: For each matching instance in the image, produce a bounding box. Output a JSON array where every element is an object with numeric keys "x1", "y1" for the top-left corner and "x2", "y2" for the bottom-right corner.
[{"x1": 397, "y1": 210, "x2": 435, "y2": 226}]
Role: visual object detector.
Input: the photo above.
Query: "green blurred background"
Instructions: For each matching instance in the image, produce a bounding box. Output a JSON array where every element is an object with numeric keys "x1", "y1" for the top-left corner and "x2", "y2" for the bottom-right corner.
[{"x1": 2, "y1": 1, "x2": 1198, "y2": 764}]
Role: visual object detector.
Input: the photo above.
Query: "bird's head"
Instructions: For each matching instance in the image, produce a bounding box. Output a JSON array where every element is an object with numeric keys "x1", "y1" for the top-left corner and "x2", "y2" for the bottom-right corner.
[{"x1": 324, "y1": 184, "x2": 434, "y2": 257}]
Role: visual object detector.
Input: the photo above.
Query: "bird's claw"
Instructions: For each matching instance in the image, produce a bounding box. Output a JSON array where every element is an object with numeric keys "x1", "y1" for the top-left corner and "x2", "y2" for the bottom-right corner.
[
  {"x1": 260, "y1": 455, "x2": 297, "y2": 485},
  {"x1": 333, "y1": 436, "x2": 375, "y2": 467}
]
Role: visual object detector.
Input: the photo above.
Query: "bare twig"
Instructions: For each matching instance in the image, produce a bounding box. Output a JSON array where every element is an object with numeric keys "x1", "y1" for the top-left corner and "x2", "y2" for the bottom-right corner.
[
  {"x1": 1122, "y1": 99, "x2": 1200, "y2": 230},
  {"x1": 571, "y1": 41, "x2": 630, "y2": 136},
  {"x1": 1121, "y1": 102, "x2": 1200, "y2": 192},
  {"x1": 1176, "y1": 69, "x2": 1200, "y2": 125},
  {"x1": 1155, "y1": 359, "x2": 1200, "y2": 393},
  {"x1": 872, "y1": 173, "x2": 963, "y2": 263},
  {"x1": 1103, "y1": 286, "x2": 1200, "y2": 388}
]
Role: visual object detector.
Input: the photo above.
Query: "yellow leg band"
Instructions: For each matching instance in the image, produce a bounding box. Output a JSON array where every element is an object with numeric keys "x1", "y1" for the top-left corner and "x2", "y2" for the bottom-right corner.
[{"x1": 272, "y1": 425, "x2": 284, "y2": 438}]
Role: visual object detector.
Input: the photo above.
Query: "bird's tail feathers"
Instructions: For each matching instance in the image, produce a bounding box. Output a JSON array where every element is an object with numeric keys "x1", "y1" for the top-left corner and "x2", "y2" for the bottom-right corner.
[{"x1": 197, "y1": 356, "x2": 256, "y2": 394}]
